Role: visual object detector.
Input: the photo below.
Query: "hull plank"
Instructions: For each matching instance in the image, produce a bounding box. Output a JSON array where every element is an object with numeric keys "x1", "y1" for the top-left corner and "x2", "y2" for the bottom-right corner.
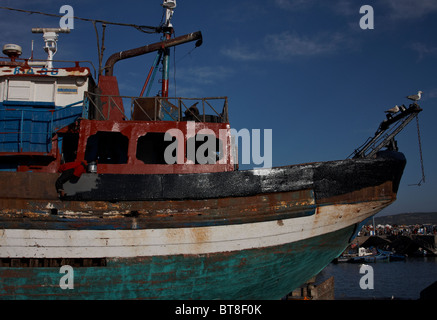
[
  {"x1": 0, "y1": 200, "x2": 390, "y2": 259},
  {"x1": 0, "y1": 189, "x2": 316, "y2": 230},
  {"x1": 0, "y1": 225, "x2": 355, "y2": 300}
]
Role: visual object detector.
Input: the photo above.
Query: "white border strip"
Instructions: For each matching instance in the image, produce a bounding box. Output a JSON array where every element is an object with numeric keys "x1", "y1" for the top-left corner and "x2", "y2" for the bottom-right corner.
[{"x1": 0, "y1": 201, "x2": 390, "y2": 258}]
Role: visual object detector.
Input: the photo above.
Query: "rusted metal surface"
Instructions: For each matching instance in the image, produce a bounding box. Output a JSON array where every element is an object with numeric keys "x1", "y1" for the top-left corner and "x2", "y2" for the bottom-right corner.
[
  {"x1": 104, "y1": 31, "x2": 202, "y2": 76},
  {"x1": 73, "y1": 119, "x2": 234, "y2": 174},
  {"x1": 0, "y1": 180, "x2": 395, "y2": 233},
  {"x1": 0, "y1": 188, "x2": 316, "y2": 230},
  {"x1": 0, "y1": 64, "x2": 91, "y2": 77},
  {"x1": 317, "y1": 180, "x2": 395, "y2": 205},
  {"x1": 0, "y1": 61, "x2": 24, "y2": 67},
  {"x1": 0, "y1": 172, "x2": 58, "y2": 199}
]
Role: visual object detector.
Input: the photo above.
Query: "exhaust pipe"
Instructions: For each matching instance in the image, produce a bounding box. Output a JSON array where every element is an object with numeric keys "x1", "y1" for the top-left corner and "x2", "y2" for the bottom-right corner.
[{"x1": 104, "y1": 31, "x2": 202, "y2": 76}]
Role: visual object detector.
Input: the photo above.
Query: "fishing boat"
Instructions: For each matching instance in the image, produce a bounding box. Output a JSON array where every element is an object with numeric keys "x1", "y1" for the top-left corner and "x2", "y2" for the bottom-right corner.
[{"x1": 0, "y1": 2, "x2": 422, "y2": 299}]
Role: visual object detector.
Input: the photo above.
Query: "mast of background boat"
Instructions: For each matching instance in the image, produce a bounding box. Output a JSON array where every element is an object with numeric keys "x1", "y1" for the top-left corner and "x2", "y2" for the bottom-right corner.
[{"x1": 161, "y1": 0, "x2": 176, "y2": 98}]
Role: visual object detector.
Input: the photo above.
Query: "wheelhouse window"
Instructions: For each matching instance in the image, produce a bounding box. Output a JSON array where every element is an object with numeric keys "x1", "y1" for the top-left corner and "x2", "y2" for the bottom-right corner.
[
  {"x1": 136, "y1": 132, "x2": 176, "y2": 164},
  {"x1": 85, "y1": 132, "x2": 128, "y2": 164}
]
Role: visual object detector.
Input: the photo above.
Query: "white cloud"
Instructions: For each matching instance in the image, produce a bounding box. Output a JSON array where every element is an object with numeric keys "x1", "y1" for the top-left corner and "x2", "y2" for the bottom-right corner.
[
  {"x1": 274, "y1": 0, "x2": 355, "y2": 16},
  {"x1": 221, "y1": 41, "x2": 265, "y2": 62},
  {"x1": 274, "y1": 0, "x2": 316, "y2": 11},
  {"x1": 222, "y1": 31, "x2": 350, "y2": 62},
  {"x1": 275, "y1": 0, "x2": 437, "y2": 20},
  {"x1": 176, "y1": 66, "x2": 234, "y2": 85},
  {"x1": 384, "y1": 0, "x2": 437, "y2": 20},
  {"x1": 410, "y1": 42, "x2": 437, "y2": 60},
  {"x1": 266, "y1": 31, "x2": 346, "y2": 57}
]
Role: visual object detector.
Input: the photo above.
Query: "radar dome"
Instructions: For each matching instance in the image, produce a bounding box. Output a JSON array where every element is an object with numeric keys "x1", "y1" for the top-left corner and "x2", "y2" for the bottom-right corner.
[{"x1": 2, "y1": 44, "x2": 22, "y2": 60}]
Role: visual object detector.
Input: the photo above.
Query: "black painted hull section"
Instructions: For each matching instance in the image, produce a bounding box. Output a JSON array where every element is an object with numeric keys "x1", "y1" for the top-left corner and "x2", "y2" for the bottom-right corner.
[{"x1": 62, "y1": 151, "x2": 406, "y2": 202}]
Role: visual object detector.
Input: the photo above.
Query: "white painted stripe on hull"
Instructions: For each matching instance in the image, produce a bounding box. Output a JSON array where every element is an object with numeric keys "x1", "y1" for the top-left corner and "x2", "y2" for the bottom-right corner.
[{"x1": 0, "y1": 201, "x2": 391, "y2": 258}]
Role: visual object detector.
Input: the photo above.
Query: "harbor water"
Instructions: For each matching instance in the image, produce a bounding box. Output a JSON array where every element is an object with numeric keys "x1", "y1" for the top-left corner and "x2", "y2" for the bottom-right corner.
[{"x1": 317, "y1": 257, "x2": 437, "y2": 299}]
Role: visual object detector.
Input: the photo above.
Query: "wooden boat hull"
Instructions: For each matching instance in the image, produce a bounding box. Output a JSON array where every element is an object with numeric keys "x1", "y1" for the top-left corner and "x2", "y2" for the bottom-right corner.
[
  {"x1": 0, "y1": 151, "x2": 406, "y2": 299},
  {"x1": 0, "y1": 224, "x2": 357, "y2": 299}
]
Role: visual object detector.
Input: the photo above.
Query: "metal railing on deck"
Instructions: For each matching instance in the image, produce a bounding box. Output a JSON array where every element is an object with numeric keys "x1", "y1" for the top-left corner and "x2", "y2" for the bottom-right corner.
[{"x1": 84, "y1": 91, "x2": 229, "y2": 123}]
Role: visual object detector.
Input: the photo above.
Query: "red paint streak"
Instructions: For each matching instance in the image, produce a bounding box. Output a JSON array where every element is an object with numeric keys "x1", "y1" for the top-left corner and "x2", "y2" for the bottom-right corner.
[{"x1": 63, "y1": 62, "x2": 89, "y2": 73}]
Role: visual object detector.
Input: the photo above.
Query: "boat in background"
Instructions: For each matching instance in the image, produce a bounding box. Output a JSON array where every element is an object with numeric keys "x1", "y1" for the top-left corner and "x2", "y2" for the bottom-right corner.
[
  {"x1": 0, "y1": 1, "x2": 421, "y2": 299},
  {"x1": 338, "y1": 246, "x2": 407, "y2": 263}
]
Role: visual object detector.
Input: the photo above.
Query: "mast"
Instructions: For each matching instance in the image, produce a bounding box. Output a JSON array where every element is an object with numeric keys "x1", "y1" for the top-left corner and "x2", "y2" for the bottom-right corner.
[{"x1": 161, "y1": 0, "x2": 176, "y2": 98}]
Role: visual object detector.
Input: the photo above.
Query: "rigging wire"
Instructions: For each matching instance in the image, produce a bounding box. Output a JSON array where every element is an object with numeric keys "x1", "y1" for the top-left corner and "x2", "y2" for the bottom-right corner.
[
  {"x1": 170, "y1": 29, "x2": 199, "y2": 98},
  {"x1": 0, "y1": 6, "x2": 166, "y2": 81},
  {"x1": 0, "y1": 6, "x2": 162, "y2": 33},
  {"x1": 173, "y1": 45, "x2": 177, "y2": 98},
  {"x1": 172, "y1": 44, "x2": 200, "y2": 98},
  {"x1": 175, "y1": 46, "x2": 198, "y2": 64},
  {"x1": 409, "y1": 115, "x2": 426, "y2": 186},
  {"x1": 92, "y1": 21, "x2": 106, "y2": 77}
]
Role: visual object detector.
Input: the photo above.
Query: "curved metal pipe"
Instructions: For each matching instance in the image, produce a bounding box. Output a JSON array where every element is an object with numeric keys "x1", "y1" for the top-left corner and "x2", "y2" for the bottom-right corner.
[{"x1": 104, "y1": 31, "x2": 202, "y2": 76}]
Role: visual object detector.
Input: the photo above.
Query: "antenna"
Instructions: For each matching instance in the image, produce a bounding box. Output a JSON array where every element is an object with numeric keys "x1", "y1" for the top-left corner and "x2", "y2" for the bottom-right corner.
[
  {"x1": 30, "y1": 40, "x2": 34, "y2": 60},
  {"x1": 162, "y1": 0, "x2": 176, "y2": 28},
  {"x1": 31, "y1": 28, "x2": 70, "y2": 69}
]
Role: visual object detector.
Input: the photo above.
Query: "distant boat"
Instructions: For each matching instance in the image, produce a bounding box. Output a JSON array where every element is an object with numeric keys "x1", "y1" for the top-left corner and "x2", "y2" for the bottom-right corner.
[{"x1": 347, "y1": 249, "x2": 405, "y2": 263}]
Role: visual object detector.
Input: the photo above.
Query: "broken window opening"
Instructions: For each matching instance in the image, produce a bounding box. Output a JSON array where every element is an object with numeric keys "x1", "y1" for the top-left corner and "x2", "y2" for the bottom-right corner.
[
  {"x1": 61, "y1": 133, "x2": 79, "y2": 163},
  {"x1": 84, "y1": 132, "x2": 129, "y2": 164},
  {"x1": 136, "y1": 132, "x2": 176, "y2": 164}
]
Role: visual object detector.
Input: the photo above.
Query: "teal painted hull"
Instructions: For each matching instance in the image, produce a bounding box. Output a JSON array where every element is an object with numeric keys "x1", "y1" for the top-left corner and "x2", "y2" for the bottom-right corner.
[{"x1": 0, "y1": 225, "x2": 355, "y2": 299}]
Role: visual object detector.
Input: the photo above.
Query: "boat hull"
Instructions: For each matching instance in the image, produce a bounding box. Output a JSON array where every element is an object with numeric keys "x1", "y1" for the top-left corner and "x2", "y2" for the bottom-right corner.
[
  {"x1": 0, "y1": 151, "x2": 406, "y2": 299},
  {"x1": 0, "y1": 224, "x2": 357, "y2": 299}
]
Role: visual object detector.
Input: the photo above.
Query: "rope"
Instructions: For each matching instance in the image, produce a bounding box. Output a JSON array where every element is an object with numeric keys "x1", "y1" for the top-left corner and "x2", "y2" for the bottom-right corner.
[
  {"x1": 175, "y1": 46, "x2": 198, "y2": 64},
  {"x1": 171, "y1": 32, "x2": 199, "y2": 98}
]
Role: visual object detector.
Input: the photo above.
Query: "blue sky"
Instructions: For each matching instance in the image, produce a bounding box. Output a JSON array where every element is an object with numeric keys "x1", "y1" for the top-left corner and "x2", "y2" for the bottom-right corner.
[{"x1": 1, "y1": 0, "x2": 436, "y2": 215}]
